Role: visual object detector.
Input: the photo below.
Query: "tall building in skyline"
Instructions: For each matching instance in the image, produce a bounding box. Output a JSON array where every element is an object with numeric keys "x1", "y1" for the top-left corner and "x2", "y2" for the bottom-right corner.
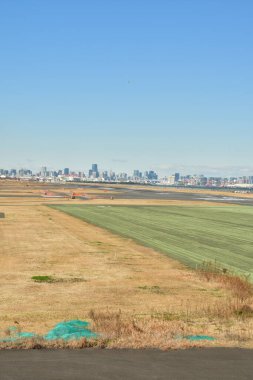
[
  {"x1": 92, "y1": 164, "x2": 98, "y2": 172},
  {"x1": 174, "y1": 173, "x2": 180, "y2": 182},
  {"x1": 41, "y1": 166, "x2": 47, "y2": 178},
  {"x1": 146, "y1": 171, "x2": 158, "y2": 180},
  {"x1": 133, "y1": 170, "x2": 142, "y2": 178},
  {"x1": 91, "y1": 164, "x2": 99, "y2": 178}
]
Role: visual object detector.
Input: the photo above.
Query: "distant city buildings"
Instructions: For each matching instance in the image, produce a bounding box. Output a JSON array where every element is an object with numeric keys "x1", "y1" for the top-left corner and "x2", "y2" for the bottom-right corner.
[{"x1": 1, "y1": 164, "x2": 253, "y2": 189}]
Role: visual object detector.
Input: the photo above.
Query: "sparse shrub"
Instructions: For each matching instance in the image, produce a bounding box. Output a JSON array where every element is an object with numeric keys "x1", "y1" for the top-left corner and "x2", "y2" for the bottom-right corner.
[
  {"x1": 31, "y1": 275, "x2": 86, "y2": 283},
  {"x1": 138, "y1": 285, "x2": 163, "y2": 294},
  {"x1": 88, "y1": 309, "x2": 124, "y2": 339},
  {"x1": 234, "y1": 304, "x2": 253, "y2": 319},
  {"x1": 152, "y1": 312, "x2": 181, "y2": 321},
  {"x1": 197, "y1": 261, "x2": 253, "y2": 301},
  {"x1": 197, "y1": 261, "x2": 223, "y2": 281},
  {"x1": 31, "y1": 275, "x2": 54, "y2": 283}
]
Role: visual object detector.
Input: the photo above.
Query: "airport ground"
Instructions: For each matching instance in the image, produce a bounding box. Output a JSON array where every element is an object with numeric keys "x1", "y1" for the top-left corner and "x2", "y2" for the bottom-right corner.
[{"x1": 0, "y1": 180, "x2": 253, "y2": 349}]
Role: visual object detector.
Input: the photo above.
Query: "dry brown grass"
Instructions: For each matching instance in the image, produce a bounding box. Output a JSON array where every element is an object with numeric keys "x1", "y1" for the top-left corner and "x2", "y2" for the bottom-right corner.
[
  {"x1": 0, "y1": 202, "x2": 227, "y2": 333},
  {"x1": 1, "y1": 300, "x2": 253, "y2": 350},
  {"x1": 0, "y1": 337, "x2": 107, "y2": 350},
  {"x1": 1, "y1": 182, "x2": 253, "y2": 348}
]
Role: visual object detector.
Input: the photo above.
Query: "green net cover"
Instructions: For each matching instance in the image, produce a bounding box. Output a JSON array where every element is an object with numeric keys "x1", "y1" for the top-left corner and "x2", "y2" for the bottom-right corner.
[
  {"x1": 0, "y1": 320, "x2": 97, "y2": 342},
  {"x1": 44, "y1": 320, "x2": 97, "y2": 341}
]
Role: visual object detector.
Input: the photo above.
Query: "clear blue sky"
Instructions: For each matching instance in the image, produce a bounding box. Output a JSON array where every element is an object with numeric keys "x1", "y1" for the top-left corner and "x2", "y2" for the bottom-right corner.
[{"x1": 1, "y1": 0, "x2": 253, "y2": 176}]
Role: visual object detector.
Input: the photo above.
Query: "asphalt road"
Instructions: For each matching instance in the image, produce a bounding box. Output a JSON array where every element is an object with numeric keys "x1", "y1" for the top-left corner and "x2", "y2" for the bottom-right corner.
[{"x1": 0, "y1": 348, "x2": 253, "y2": 380}]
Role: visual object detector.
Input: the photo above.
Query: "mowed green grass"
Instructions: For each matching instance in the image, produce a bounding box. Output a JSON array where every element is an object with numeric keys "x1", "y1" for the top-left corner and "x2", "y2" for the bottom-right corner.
[{"x1": 50, "y1": 205, "x2": 253, "y2": 278}]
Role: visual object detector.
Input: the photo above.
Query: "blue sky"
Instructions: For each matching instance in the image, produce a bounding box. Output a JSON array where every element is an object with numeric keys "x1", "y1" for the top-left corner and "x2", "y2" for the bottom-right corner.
[{"x1": 1, "y1": 0, "x2": 253, "y2": 176}]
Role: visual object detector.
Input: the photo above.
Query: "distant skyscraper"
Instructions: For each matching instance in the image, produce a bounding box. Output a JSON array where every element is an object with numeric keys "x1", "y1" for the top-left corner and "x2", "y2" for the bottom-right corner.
[
  {"x1": 147, "y1": 171, "x2": 158, "y2": 180},
  {"x1": 10, "y1": 169, "x2": 17, "y2": 176},
  {"x1": 174, "y1": 173, "x2": 180, "y2": 182},
  {"x1": 41, "y1": 166, "x2": 47, "y2": 177},
  {"x1": 91, "y1": 164, "x2": 99, "y2": 178},
  {"x1": 109, "y1": 171, "x2": 116, "y2": 180},
  {"x1": 102, "y1": 171, "x2": 108, "y2": 180},
  {"x1": 92, "y1": 164, "x2": 98, "y2": 172},
  {"x1": 19, "y1": 169, "x2": 25, "y2": 177},
  {"x1": 64, "y1": 168, "x2": 70, "y2": 175},
  {"x1": 133, "y1": 170, "x2": 141, "y2": 178}
]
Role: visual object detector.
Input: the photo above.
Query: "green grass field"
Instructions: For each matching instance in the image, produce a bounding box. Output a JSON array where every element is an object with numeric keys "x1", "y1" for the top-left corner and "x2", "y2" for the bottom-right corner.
[{"x1": 50, "y1": 205, "x2": 253, "y2": 278}]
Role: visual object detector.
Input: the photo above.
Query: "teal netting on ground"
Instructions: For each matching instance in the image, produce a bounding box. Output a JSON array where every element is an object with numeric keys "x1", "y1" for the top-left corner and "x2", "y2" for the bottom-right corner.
[
  {"x1": 0, "y1": 320, "x2": 97, "y2": 342},
  {"x1": 185, "y1": 335, "x2": 215, "y2": 341},
  {"x1": 0, "y1": 321, "x2": 215, "y2": 343},
  {"x1": 0, "y1": 326, "x2": 37, "y2": 342},
  {"x1": 44, "y1": 320, "x2": 97, "y2": 341}
]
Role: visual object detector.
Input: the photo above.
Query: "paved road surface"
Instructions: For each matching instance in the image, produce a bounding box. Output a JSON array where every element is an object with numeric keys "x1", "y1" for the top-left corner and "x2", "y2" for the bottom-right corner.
[{"x1": 0, "y1": 348, "x2": 253, "y2": 380}]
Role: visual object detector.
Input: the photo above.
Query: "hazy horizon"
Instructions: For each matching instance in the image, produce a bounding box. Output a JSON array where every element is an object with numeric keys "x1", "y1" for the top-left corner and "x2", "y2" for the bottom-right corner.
[{"x1": 3, "y1": 161, "x2": 253, "y2": 178}]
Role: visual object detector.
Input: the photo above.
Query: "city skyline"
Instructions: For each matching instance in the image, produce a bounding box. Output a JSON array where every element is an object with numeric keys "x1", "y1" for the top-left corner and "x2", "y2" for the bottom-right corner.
[
  {"x1": 2, "y1": 161, "x2": 253, "y2": 178},
  {"x1": 2, "y1": 162, "x2": 253, "y2": 183}
]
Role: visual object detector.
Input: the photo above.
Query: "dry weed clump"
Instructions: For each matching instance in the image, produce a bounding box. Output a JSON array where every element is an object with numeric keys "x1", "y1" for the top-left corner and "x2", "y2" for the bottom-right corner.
[
  {"x1": 87, "y1": 309, "x2": 210, "y2": 349},
  {"x1": 195, "y1": 261, "x2": 253, "y2": 322},
  {"x1": 88, "y1": 310, "x2": 143, "y2": 339},
  {"x1": 220, "y1": 275, "x2": 253, "y2": 301},
  {"x1": 192, "y1": 299, "x2": 252, "y2": 320},
  {"x1": 197, "y1": 261, "x2": 253, "y2": 301}
]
